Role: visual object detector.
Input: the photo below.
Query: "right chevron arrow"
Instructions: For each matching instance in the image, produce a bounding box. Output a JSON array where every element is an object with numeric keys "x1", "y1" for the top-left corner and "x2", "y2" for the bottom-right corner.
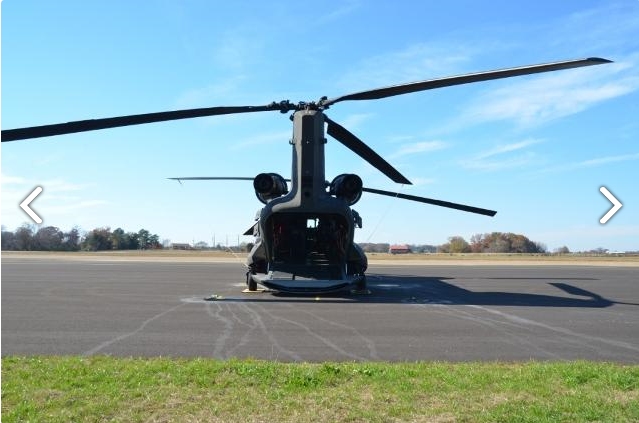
[{"x1": 599, "y1": 187, "x2": 622, "y2": 224}]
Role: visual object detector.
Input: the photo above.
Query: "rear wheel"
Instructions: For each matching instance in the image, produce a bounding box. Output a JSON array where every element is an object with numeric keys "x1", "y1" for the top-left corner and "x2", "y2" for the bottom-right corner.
[
  {"x1": 246, "y1": 271, "x2": 258, "y2": 291},
  {"x1": 355, "y1": 274, "x2": 367, "y2": 291}
]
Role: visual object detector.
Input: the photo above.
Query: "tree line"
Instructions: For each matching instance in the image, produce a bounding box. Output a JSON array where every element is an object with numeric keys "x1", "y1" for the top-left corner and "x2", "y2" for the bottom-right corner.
[
  {"x1": 1, "y1": 225, "x2": 161, "y2": 251},
  {"x1": 2, "y1": 226, "x2": 616, "y2": 254},
  {"x1": 359, "y1": 233, "x2": 548, "y2": 254},
  {"x1": 438, "y1": 232, "x2": 546, "y2": 253},
  {"x1": 358, "y1": 243, "x2": 438, "y2": 253}
]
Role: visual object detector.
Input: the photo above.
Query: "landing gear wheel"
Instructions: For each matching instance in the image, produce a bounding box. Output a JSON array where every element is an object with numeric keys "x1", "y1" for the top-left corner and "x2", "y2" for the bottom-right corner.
[
  {"x1": 351, "y1": 274, "x2": 368, "y2": 295},
  {"x1": 246, "y1": 271, "x2": 258, "y2": 291},
  {"x1": 355, "y1": 274, "x2": 367, "y2": 291}
]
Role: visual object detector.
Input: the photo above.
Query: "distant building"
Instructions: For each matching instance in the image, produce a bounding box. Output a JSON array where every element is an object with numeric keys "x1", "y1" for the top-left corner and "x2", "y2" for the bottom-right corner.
[
  {"x1": 389, "y1": 244, "x2": 411, "y2": 254},
  {"x1": 170, "y1": 243, "x2": 191, "y2": 250}
]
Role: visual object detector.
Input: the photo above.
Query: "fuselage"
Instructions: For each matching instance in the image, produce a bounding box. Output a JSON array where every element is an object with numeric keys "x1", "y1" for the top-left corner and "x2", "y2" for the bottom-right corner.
[{"x1": 246, "y1": 109, "x2": 366, "y2": 292}]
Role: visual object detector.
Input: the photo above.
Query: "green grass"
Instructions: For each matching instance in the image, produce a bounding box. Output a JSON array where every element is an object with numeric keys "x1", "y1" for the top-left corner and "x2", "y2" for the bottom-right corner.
[{"x1": 2, "y1": 357, "x2": 638, "y2": 422}]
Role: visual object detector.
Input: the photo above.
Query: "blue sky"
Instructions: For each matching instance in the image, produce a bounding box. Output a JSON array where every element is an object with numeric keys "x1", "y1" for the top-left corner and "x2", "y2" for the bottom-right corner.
[{"x1": 2, "y1": 1, "x2": 638, "y2": 251}]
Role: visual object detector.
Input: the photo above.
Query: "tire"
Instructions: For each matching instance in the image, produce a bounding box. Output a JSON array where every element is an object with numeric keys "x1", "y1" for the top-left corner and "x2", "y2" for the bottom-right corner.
[
  {"x1": 246, "y1": 271, "x2": 258, "y2": 291},
  {"x1": 355, "y1": 274, "x2": 367, "y2": 291}
]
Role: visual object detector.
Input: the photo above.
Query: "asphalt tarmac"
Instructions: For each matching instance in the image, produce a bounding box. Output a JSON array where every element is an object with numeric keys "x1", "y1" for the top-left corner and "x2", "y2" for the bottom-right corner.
[{"x1": 2, "y1": 257, "x2": 638, "y2": 362}]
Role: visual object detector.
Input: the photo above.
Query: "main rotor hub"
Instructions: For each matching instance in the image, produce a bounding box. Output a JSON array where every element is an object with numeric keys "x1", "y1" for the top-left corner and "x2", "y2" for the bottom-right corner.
[{"x1": 267, "y1": 99, "x2": 330, "y2": 114}]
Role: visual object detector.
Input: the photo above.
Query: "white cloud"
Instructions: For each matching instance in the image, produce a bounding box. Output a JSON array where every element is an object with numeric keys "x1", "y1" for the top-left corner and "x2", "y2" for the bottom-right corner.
[
  {"x1": 389, "y1": 140, "x2": 447, "y2": 159},
  {"x1": 463, "y1": 61, "x2": 639, "y2": 127},
  {"x1": 578, "y1": 153, "x2": 639, "y2": 167},
  {"x1": 387, "y1": 134, "x2": 417, "y2": 143},
  {"x1": 461, "y1": 152, "x2": 540, "y2": 172},
  {"x1": 6, "y1": 180, "x2": 88, "y2": 194},
  {"x1": 41, "y1": 179, "x2": 90, "y2": 192},
  {"x1": 337, "y1": 42, "x2": 474, "y2": 92},
  {"x1": 460, "y1": 138, "x2": 543, "y2": 172},
  {"x1": 230, "y1": 130, "x2": 292, "y2": 150},
  {"x1": 211, "y1": 26, "x2": 267, "y2": 73},
  {"x1": 407, "y1": 177, "x2": 435, "y2": 186},
  {"x1": 175, "y1": 77, "x2": 246, "y2": 108},
  {"x1": 1, "y1": 174, "x2": 106, "y2": 229},
  {"x1": 316, "y1": 0, "x2": 360, "y2": 24},
  {"x1": 337, "y1": 113, "x2": 374, "y2": 131},
  {"x1": 474, "y1": 138, "x2": 544, "y2": 160},
  {"x1": 1, "y1": 174, "x2": 27, "y2": 185},
  {"x1": 46, "y1": 200, "x2": 110, "y2": 215},
  {"x1": 538, "y1": 152, "x2": 639, "y2": 174},
  {"x1": 552, "y1": 3, "x2": 639, "y2": 53}
]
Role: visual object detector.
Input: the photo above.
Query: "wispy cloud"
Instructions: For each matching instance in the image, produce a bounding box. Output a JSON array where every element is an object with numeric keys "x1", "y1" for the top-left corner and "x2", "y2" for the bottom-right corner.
[
  {"x1": 175, "y1": 77, "x2": 246, "y2": 108},
  {"x1": 1, "y1": 174, "x2": 89, "y2": 192},
  {"x1": 407, "y1": 177, "x2": 436, "y2": 186},
  {"x1": 474, "y1": 138, "x2": 544, "y2": 160},
  {"x1": 230, "y1": 130, "x2": 292, "y2": 150},
  {"x1": 462, "y1": 152, "x2": 540, "y2": 172},
  {"x1": 337, "y1": 113, "x2": 374, "y2": 131},
  {"x1": 550, "y1": 3, "x2": 639, "y2": 53},
  {"x1": 1, "y1": 175, "x2": 27, "y2": 185},
  {"x1": 46, "y1": 200, "x2": 110, "y2": 215},
  {"x1": 42, "y1": 179, "x2": 90, "y2": 192},
  {"x1": 337, "y1": 42, "x2": 475, "y2": 92},
  {"x1": 462, "y1": 60, "x2": 639, "y2": 127},
  {"x1": 389, "y1": 140, "x2": 447, "y2": 159},
  {"x1": 461, "y1": 138, "x2": 544, "y2": 171},
  {"x1": 538, "y1": 152, "x2": 639, "y2": 174},
  {"x1": 211, "y1": 23, "x2": 269, "y2": 73},
  {"x1": 1, "y1": 174, "x2": 105, "y2": 227},
  {"x1": 316, "y1": 0, "x2": 360, "y2": 25}
]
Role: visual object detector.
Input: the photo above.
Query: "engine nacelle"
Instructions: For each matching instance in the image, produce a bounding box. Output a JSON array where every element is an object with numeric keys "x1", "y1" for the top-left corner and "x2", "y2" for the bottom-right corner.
[
  {"x1": 329, "y1": 173, "x2": 363, "y2": 205},
  {"x1": 254, "y1": 173, "x2": 288, "y2": 204}
]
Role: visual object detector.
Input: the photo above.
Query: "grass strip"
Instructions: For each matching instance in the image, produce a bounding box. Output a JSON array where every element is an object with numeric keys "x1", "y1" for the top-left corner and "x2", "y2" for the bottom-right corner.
[{"x1": 2, "y1": 357, "x2": 638, "y2": 422}]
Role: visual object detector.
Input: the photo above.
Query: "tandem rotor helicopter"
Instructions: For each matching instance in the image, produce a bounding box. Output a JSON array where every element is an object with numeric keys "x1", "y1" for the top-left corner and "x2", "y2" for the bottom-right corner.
[{"x1": 2, "y1": 57, "x2": 610, "y2": 293}]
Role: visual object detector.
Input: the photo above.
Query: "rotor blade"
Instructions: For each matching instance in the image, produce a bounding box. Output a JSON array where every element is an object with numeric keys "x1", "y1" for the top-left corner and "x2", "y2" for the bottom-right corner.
[
  {"x1": 362, "y1": 187, "x2": 496, "y2": 216},
  {"x1": 325, "y1": 116, "x2": 411, "y2": 185},
  {"x1": 168, "y1": 177, "x2": 256, "y2": 182},
  {"x1": 322, "y1": 57, "x2": 611, "y2": 106},
  {"x1": 2, "y1": 104, "x2": 285, "y2": 142},
  {"x1": 168, "y1": 177, "x2": 291, "y2": 182},
  {"x1": 244, "y1": 222, "x2": 258, "y2": 236}
]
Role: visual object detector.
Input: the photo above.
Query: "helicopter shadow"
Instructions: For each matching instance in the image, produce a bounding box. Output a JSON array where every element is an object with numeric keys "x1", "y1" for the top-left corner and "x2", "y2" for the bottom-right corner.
[
  {"x1": 231, "y1": 273, "x2": 635, "y2": 308},
  {"x1": 363, "y1": 274, "x2": 614, "y2": 307}
]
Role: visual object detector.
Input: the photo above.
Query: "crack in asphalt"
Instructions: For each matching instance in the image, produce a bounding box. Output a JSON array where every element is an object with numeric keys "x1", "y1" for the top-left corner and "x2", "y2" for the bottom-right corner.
[{"x1": 82, "y1": 303, "x2": 186, "y2": 356}]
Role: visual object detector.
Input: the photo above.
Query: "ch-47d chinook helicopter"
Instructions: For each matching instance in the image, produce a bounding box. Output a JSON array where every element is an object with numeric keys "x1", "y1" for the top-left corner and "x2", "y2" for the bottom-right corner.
[{"x1": 2, "y1": 57, "x2": 610, "y2": 293}]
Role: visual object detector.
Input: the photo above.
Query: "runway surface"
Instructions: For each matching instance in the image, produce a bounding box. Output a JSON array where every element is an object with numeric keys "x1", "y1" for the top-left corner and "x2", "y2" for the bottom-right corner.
[{"x1": 2, "y1": 257, "x2": 638, "y2": 362}]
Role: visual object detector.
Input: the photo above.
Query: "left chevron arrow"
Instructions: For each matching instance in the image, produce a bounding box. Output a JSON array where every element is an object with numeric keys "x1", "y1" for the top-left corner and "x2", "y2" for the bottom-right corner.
[{"x1": 20, "y1": 187, "x2": 43, "y2": 224}]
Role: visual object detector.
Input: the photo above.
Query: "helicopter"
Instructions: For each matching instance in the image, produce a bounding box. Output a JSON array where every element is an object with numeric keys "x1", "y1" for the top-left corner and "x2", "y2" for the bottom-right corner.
[{"x1": 2, "y1": 57, "x2": 610, "y2": 293}]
